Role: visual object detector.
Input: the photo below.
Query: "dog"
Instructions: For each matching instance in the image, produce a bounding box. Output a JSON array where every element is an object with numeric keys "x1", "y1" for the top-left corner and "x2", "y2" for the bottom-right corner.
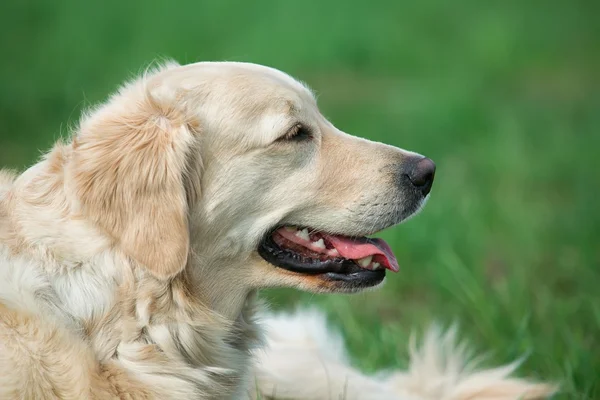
[{"x1": 0, "y1": 61, "x2": 555, "y2": 399}]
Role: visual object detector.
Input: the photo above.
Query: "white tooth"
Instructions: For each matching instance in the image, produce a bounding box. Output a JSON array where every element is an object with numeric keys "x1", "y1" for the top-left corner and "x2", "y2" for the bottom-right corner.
[
  {"x1": 296, "y1": 228, "x2": 310, "y2": 241},
  {"x1": 284, "y1": 226, "x2": 297, "y2": 232},
  {"x1": 328, "y1": 249, "x2": 340, "y2": 257},
  {"x1": 357, "y1": 256, "x2": 373, "y2": 267},
  {"x1": 372, "y1": 262, "x2": 381, "y2": 270},
  {"x1": 313, "y1": 238, "x2": 326, "y2": 249}
]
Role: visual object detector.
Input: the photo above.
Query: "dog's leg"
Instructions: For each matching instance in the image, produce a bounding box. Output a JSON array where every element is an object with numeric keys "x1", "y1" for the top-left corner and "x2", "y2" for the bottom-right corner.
[
  {"x1": 251, "y1": 309, "x2": 421, "y2": 400},
  {"x1": 252, "y1": 310, "x2": 556, "y2": 400}
]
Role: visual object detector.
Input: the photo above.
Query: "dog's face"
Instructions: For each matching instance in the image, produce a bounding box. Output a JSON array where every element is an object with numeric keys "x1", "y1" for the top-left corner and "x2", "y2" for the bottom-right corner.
[{"x1": 73, "y1": 62, "x2": 434, "y2": 295}]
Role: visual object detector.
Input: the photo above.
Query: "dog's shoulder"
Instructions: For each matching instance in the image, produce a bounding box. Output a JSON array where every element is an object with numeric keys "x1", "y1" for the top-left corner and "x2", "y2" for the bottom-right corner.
[{"x1": 0, "y1": 241, "x2": 96, "y2": 399}]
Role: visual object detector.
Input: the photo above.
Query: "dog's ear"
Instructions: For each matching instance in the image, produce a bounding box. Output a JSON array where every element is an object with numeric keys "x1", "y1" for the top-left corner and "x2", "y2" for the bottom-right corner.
[{"x1": 71, "y1": 74, "x2": 198, "y2": 279}]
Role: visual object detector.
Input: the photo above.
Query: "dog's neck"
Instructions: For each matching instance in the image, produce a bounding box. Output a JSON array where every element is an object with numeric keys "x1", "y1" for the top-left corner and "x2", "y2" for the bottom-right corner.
[
  {"x1": 189, "y1": 261, "x2": 255, "y2": 321},
  {"x1": 3, "y1": 148, "x2": 263, "y2": 397},
  {"x1": 9, "y1": 143, "x2": 255, "y2": 321}
]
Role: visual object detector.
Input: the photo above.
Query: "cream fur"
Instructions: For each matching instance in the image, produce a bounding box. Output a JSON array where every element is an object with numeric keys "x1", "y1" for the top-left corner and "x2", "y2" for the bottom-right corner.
[
  {"x1": 0, "y1": 61, "x2": 555, "y2": 399},
  {"x1": 253, "y1": 310, "x2": 556, "y2": 399}
]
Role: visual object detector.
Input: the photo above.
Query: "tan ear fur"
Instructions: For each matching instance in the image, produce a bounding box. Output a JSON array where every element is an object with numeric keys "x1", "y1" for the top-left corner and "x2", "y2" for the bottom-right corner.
[{"x1": 71, "y1": 72, "x2": 196, "y2": 279}]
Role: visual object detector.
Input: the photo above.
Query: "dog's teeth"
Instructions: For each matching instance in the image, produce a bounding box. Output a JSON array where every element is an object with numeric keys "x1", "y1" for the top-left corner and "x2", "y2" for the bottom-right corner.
[
  {"x1": 284, "y1": 226, "x2": 297, "y2": 232},
  {"x1": 372, "y1": 262, "x2": 381, "y2": 270},
  {"x1": 357, "y1": 256, "x2": 373, "y2": 268},
  {"x1": 295, "y1": 228, "x2": 310, "y2": 241},
  {"x1": 313, "y1": 239, "x2": 326, "y2": 249},
  {"x1": 327, "y1": 248, "x2": 340, "y2": 257}
]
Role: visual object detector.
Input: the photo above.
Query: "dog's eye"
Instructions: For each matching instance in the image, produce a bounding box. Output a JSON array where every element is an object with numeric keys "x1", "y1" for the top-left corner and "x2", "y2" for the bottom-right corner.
[{"x1": 279, "y1": 124, "x2": 313, "y2": 142}]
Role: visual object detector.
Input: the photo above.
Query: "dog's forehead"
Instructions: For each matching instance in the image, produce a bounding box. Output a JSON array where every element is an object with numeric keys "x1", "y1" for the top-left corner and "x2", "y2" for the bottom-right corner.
[
  {"x1": 210, "y1": 62, "x2": 313, "y2": 96},
  {"x1": 217, "y1": 63, "x2": 316, "y2": 114},
  {"x1": 162, "y1": 62, "x2": 315, "y2": 106}
]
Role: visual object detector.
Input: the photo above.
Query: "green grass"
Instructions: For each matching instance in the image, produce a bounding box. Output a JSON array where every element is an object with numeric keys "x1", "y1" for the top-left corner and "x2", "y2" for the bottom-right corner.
[{"x1": 1, "y1": 0, "x2": 598, "y2": 398}]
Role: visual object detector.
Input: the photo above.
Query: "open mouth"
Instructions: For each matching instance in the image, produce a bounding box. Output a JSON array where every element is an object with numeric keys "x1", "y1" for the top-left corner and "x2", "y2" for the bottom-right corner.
[{"x1": 258, "y1": 226, "x2": 399, "y2": 288}]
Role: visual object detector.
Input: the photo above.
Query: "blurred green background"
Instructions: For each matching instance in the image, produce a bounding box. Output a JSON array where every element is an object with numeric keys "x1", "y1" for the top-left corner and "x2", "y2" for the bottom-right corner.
[{"x1": 1, "y1": 1, "x2": 598, "y2": 398}]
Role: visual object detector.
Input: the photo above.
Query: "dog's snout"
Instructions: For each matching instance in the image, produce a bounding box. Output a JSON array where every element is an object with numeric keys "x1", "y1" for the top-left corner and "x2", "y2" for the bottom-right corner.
[{"x1": 403, "y1": 157, "x2": 436, "y2": 196}]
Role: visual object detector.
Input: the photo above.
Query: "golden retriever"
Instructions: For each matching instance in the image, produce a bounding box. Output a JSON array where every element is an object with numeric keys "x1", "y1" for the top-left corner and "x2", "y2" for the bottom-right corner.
[{"x1": 0, "y1": 61, "x2": 555, "y2": 399}]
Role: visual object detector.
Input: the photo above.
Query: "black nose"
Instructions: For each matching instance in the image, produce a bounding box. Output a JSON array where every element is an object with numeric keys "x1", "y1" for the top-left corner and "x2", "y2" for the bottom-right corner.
[{"x1": 406, "y1": 157, "x2": 436, "y2": 196}]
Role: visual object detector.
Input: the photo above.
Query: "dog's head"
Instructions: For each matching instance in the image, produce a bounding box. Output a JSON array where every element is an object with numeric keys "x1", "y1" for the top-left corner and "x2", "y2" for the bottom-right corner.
[{"x1": 71, "y1": 62, "x2": 435, "y2": 295}]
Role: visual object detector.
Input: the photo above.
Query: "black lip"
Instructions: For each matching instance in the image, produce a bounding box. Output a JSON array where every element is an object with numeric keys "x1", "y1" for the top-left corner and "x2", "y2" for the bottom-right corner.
[{"x1": 258, "y1": 232, "x2": 385, "y2": 286}]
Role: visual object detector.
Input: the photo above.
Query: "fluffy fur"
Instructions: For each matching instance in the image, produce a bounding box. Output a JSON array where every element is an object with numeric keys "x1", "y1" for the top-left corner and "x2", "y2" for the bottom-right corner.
[{"x1": 0, "y1": 61, "x2": 555, "y2": 399}]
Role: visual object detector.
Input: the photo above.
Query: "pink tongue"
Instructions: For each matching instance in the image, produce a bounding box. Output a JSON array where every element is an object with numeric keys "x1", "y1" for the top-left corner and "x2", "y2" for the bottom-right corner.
[{"x1": 323, "y1": 234, "x2": 400, "y2": 272}]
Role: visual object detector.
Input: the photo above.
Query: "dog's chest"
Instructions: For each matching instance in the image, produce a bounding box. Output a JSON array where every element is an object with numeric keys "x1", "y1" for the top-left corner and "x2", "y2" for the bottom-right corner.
[{"x1": 95, "y1": 289, "x2": 264, "y2": 399}]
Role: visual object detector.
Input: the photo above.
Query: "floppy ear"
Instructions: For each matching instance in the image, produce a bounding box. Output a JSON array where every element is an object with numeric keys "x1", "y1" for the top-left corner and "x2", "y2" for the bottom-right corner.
[{"x1": 70, "y1": 76, "x2": 197, "y2": 279}]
